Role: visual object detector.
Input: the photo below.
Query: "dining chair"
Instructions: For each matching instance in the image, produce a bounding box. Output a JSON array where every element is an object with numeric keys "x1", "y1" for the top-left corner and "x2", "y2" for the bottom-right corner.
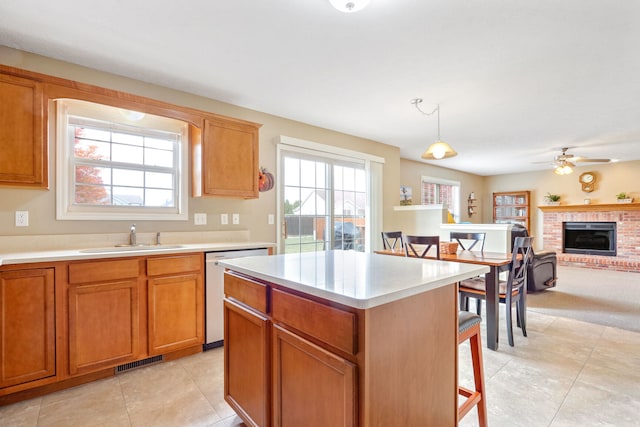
[
  {"x1": 404, "y1": 235, "x2": 440, "y2": 259},
  {"x1": 381, "y1": 231, "x2": 404, "y2": 251},
  {"x1": 459, "y1": 236, "x2": 534, "y2": 347},
  {"x1": 450, "y1": 232, "x2": 486, "y2": 251}
]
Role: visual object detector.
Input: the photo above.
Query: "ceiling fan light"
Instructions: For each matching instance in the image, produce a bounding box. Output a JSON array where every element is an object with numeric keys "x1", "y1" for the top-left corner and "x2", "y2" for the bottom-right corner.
[
  {"x1": 329, "y1": 0, "x2": 370, "y2": 13},
  {"x1": 554, "y1": 162, "x2": 574, "y2": 175},
  {"x1": 422, "y1": 141, "x2": 457, "y2": 160}
]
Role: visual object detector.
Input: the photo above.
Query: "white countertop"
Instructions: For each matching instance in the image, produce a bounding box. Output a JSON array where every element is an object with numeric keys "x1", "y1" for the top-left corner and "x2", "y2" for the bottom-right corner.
[
  {"x1": 0, "y1": 241, "x2": 274, "y2": 266},
  {"x1": 219, "y1": 250, "x2": 489, "y2": 309}
]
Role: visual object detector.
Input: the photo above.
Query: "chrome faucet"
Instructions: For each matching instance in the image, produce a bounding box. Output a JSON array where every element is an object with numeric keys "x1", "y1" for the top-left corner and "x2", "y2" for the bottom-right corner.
[{"x1": 130, "y1": 224, "x2": 137, "y2": 246}]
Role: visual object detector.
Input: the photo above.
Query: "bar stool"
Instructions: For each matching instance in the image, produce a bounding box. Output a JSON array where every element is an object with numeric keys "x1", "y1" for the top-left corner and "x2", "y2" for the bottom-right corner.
[{"x1": 458, "y1": 311, "x2": 487, "y2": 427}]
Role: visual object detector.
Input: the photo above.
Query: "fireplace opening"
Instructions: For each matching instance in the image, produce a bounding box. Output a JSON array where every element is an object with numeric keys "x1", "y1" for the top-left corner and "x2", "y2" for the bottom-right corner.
[{"x1": 563, "y1": 222, "x2": 616, "y2": 256}]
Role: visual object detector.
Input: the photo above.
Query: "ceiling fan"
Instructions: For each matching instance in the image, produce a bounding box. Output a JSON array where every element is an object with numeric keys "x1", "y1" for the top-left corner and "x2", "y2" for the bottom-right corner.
[{"x1": 539, "y1": 147, "x2": 612, "y2": 175}]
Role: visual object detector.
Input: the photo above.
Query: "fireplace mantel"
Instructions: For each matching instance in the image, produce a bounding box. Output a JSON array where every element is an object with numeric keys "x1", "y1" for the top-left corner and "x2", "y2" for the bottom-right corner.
[{"x1": 538, "y1": 203, "x2": 640, "y2": 213}]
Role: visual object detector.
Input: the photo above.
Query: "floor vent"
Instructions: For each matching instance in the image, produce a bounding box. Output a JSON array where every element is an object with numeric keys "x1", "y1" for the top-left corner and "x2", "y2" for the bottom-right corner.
[{"x1": 115, "y1": 355, "x2": 163, "y2": 374}]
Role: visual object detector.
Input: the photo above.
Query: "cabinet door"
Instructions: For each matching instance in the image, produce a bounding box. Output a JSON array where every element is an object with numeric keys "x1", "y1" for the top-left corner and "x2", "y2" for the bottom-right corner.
[
  {"x1": 68, "y1": 280, "x2": 140, "y2": 375},
  {"x1": 272, "y1": 325, "x2": 356, "y2": 427},
  {"x1": 0, "y1": 73, "x2": 47, "y2": 187},
  {"x1": 198, "y1": 117, "x2": 259, "y2": 198},
  {"x1": 148, "y1": 272, "x2": 203, "y2": 355},
  {"x1": 0, "y1": 268, "x2": 55, "y2": 388},
  {"x1": 224, "y1": 299, "x2": 270, "y2": 427}
]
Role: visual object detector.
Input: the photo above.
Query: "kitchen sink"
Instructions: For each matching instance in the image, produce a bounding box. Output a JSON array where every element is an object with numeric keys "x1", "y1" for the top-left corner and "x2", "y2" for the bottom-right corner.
[{"x1": 79, "y1": 245, "x2": 184, "y2": 254}]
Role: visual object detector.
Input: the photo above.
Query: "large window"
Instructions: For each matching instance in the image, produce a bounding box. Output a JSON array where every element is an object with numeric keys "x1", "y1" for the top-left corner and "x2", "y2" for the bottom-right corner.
[
  {"x1": 277, "y1": 136, "x2": 384, "y2": 254},
  {"x1": 421, "y1": 176, "x2": 460, "y2": 222},
  {"x1": 56, "y1": 99, "x2": 188, "y2": 220}
]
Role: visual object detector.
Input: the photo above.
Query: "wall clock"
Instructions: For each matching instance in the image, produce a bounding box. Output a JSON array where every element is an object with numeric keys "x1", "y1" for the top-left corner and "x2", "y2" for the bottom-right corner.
[{"x1": 579, "y1": 172, "x2": 596, "y2": 193}]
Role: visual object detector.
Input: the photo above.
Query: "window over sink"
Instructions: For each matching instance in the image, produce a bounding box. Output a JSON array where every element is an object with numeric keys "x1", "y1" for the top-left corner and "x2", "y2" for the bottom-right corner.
[{"x1": 55, "y1": 99, "x2": 189, "y2": 220}]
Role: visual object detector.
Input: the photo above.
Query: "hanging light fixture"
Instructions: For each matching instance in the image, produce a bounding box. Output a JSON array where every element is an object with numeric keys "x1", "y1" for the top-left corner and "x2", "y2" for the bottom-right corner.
[
  {"x1": 411, "y1": 98, "x2": 457, "y2": 160},
  {"x1": 554, "y1": 160, "x2": 575, "y2": 175},
  {"x1": 329, "y1": 0, "x2": 371, "y2": 13}
]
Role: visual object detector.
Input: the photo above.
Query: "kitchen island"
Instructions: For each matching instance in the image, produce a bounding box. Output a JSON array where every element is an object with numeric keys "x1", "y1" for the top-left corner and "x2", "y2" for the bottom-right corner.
[{"x1": 220, "y1": 250, "x2": 489, "y2": 427}]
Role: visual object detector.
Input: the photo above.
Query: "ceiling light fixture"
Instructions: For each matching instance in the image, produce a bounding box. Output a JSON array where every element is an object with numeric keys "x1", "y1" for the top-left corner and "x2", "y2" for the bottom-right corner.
[
  {"x1": 554, "y1": 160, "x2": 575, "y2": 175},
  {"x1": 411, "y1": 98, "x2": 457, "y2": 160},
  {"x1": 329, "y1": 0, "x2": 370, "y2": 13}
]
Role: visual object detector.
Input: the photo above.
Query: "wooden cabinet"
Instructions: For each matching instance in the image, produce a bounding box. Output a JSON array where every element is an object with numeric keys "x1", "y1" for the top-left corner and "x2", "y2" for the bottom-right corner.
[
  {"x1": 147, "y1": 254, "x2": 204, "y2": 355},
  {"x1": 193, "y1": 117, "x2": 261, "y2": 199},
  {"x1": 0, "y1": 72, "x2": 47, "y2": 188},
  {"x1": 224, "y1": 270, "x2": 458, "y2": 427},
  {"x1": 67, "y1": 259, "x2": 142, "y2": 375},
  {"x1": 272, "y1": 325, "x2": 356, "y2": 427},
  {"x1": 493, "y1": 190, "x2": 530, "y2": 230},
  {"x1": 0, "y1": 268, "x2": 55, "y2": 389},
  {"x1": 224, "y1": 298, "x2": 270, "y2": 427}
]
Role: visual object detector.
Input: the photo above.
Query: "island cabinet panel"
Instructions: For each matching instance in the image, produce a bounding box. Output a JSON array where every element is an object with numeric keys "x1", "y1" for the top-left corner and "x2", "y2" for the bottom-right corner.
[
  {"x1": 271, "y1": 289, "x2": 357, "y2": 356},
  {"x1": 67, "y1": 259, "x2": 142, "y2": 376},
  {"x1": 193, "y1": 117, "x2": 261, "y2": 199},
  {"x1": 0, "y1": 72, "x2": 47, "y2": 188},
  {"x1": 0, "y1": 268, "x2": 55, "y2": 389},
  {"x1": 272, "y1": 325, "x2": 356, "y2": 427},
  {"x1": 147, "y1": 254, "x2": 204, "y2": 355},
  {"x1": 224, "y1": 298, "x2": 270, "y2": 427},
  {"x1": 361, "y1": 283, "x2": 458, "y2": 426}
]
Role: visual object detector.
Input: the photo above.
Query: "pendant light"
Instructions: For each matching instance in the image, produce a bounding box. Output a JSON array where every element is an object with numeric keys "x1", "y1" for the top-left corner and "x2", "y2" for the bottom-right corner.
[{"x1": 411, "y1": 98, "x2": 457, "y2": 160}]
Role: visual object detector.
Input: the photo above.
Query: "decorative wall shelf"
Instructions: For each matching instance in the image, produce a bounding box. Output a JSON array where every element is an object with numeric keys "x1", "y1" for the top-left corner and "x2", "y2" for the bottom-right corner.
[{"x1": 538, "y1": 203, "x2": 640, "y2": 213}]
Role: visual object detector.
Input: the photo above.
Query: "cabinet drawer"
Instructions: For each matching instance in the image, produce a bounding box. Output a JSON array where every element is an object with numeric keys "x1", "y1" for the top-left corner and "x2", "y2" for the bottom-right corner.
[
  {"x1": 68, "y1": 259, "x2": 140, "y2": 284},
  {"x1": 147, "y1": 254, "x2": 202, "y2": 277},
  {"x1": 224, "y1": 272, "x2": 267, "y2": 313},
  {"x1": 272, "y1": 289, "x2": 357, "y2": 355}
]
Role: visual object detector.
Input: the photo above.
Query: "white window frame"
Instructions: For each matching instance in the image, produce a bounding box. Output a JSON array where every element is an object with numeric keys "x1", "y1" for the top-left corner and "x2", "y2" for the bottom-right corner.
[
  {"x1": 55, "y1": 99, "x2": 189, "y2": 221},
  {"x1": 421, "y1": 175, "x2": 461, "y2": 222},
  {"x1": 276, "y1": 135, "x2": 385, "y2": 254}
]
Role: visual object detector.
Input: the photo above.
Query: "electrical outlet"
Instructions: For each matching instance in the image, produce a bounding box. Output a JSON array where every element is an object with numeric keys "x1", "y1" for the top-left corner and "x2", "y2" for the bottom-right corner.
[
  {"x1": 15, "y1": 211, "x2": 29, "y2": 227},
  {"x1": 268, "y1": 214, "x2": 274, "y2": 225},
  {"x1": 232, "y1": 213, "x2": 240, "y2": 225},
  {"x1": 194, "y1": 213, "x2": 207, "y2": 225},
  {"x1": 221, "y1": 213, "x2": 228, "y2": 225}
]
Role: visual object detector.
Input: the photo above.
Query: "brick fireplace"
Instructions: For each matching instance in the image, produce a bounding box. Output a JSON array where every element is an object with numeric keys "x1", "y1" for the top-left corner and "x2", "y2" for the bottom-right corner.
[{"x1": 539, "y1": 203, "x2": 640, "y2": 272}]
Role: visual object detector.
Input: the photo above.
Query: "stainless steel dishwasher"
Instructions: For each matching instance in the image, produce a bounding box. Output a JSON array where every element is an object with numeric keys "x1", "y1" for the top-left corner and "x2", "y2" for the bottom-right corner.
[{"x1": 204, "y1": 248, "x2": 269, "y2": 350}]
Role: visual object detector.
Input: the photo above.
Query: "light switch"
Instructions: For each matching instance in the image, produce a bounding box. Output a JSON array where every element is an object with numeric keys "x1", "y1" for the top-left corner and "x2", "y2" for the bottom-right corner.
[
  {"x1": 232, "y1": 213, "x2": 240, "y2": 225},
  {"x1": 194, "y1": 213, "x2": 207, "y2": 225},
  {"x1": 268, "y1": 214, "x2": 275, "y2": 225},
  {"x1": 221, "y1": 214, "x2": 228, "y2": 225}
]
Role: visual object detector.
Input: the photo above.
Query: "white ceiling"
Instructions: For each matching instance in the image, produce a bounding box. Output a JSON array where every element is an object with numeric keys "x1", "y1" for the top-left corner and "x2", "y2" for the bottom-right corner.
[{"x1": 1, "y1": 0, "x2": 639, "y2": 175}]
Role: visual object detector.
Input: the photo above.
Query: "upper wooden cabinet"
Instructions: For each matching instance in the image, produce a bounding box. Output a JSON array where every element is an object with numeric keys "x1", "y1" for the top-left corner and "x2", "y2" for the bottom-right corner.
[
  {"x1": 193, "y1": 117, "x2": 261, "y2": 199},
  {"x1": 493, "y1": 190, "x2": 530, "y2": 231},
  {"x1": 0, "y1": 72, "x2": 47, "y2": 188}
]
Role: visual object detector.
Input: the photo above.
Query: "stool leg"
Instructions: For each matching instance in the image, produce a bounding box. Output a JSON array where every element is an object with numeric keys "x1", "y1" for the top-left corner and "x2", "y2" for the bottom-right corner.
[{"x1": 470, "y1": 324, "x2": 488, "y2": 427}]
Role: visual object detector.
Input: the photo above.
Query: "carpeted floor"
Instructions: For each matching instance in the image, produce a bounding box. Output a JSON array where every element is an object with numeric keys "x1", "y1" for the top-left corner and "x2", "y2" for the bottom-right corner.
[{"x1": 527, "y1": 265, "x2": 640, "y2": 332}]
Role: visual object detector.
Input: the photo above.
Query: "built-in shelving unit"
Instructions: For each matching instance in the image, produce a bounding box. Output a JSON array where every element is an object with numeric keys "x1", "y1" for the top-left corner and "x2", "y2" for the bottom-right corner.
[{"x1": 493, "y1": 190, "x2": 530, "y2": 230}]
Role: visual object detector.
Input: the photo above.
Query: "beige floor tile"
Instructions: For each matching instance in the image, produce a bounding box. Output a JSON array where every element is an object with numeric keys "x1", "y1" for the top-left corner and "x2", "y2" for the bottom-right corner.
[
  {"x1": 551, "y1": 381, "x2": 640, "y2": 427},
  {"x1": 37, "y1": 377, "x2": 129, "y2": 427},
  {"x1": 0, "y1": 397, "x2": 41, "y2": 427}
]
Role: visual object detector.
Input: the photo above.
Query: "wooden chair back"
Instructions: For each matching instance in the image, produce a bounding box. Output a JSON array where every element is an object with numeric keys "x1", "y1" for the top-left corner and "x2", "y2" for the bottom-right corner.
[
  {"x1": 404, "y1": 235, "x2": 440, "y2": 259},
  {"x1": 506, "y1": 236, "x2": 534, "y2": 298},
  {"x1": 381, "y1": 231, "x2": 404, "y2": 250},
  {"x1": 450, "y1": 232, "x2": 486, "y2": 251}
]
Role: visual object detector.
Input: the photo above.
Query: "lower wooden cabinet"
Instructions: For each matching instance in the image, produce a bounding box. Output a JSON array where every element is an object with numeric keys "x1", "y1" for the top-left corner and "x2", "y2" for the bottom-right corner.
[
  {"x1": 147, "y1": 254, "x2": 204, "y2": 355},
  {"x1": 272, "y1": 325, "x2": 356, "y2": 427},
  {"x1": 224, "y1": 298, "x2": 270, "y2": 427},
  {"x1": 68, "y1": 278, "x2": 141, "y2": 376},
  {"x1": 0, "y1": 268, "x2": 55, "y2": 389}
]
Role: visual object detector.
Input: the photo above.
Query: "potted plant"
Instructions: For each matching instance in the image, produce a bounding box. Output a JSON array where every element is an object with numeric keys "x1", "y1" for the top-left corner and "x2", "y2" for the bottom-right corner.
[
  {"x1": 544, "y1": 193, "x2": 561, "y2": 205},
  {"x1": 616, "y1": 192, "x2": 633, "y2": 203}
]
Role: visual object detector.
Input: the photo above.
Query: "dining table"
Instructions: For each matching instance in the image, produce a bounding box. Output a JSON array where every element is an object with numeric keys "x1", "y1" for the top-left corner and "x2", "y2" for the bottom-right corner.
[{"x1": 376, "y1": 249, "x2": 514, "y2": 351}]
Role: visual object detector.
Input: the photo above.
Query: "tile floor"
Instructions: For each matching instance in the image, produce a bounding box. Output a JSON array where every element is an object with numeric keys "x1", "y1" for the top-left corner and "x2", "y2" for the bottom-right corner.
[{"x1": 2, "y1": 308, "x2": 640, "y2": 426}]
